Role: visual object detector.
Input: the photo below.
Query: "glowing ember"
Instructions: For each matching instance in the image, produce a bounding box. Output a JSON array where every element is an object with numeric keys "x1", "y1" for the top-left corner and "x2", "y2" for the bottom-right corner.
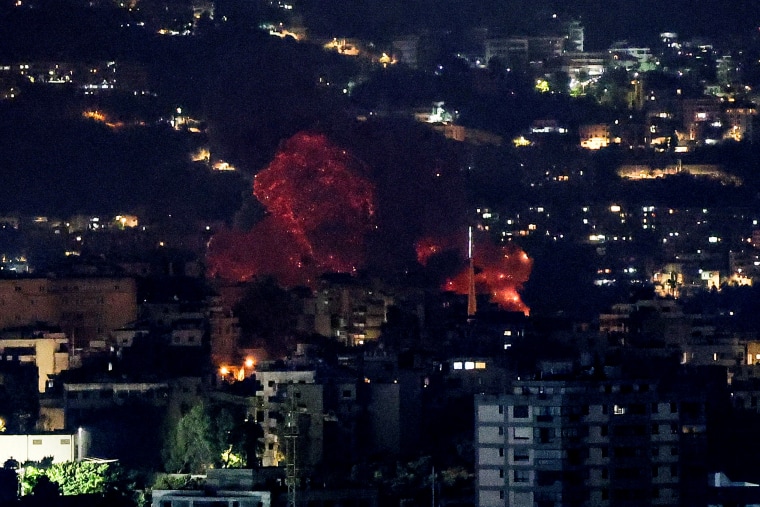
[
  {"x1": 415, "y1": 236, "x2": 450, "y2": 266},
  {"x1": 207, "y1": 132, "x2": 375, "y2": 286}
]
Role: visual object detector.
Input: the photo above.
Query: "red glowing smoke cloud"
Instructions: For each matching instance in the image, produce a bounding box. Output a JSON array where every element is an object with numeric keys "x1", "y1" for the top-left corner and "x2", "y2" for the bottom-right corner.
[
  {"x1": 420, "y1": 234, "x2": 532, "y2": 315},
  {"x1": 207, "y1": 132, "x2": 375, "y2": 286},
  {"x1": 415, "y1": 236, "x2": 455, "y2": 266},
  {"x1": 207, "y1": 130, "x2": 533, "y2": 310}
]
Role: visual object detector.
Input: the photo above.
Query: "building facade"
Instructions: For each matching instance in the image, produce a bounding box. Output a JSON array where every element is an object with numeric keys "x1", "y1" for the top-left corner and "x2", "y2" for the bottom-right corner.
[
  {"x1": 0, "y1": 432, "x2": 82, "y2": 464},
  {"x1": 0, "y1": 277, "x2": 137, "y2": 348},
  {"x1": 476, "y1": 376, "x2": 712, "y2": 507},
  {"x1": 0, "y1": 332, "x2": 69, "y2": 392}
]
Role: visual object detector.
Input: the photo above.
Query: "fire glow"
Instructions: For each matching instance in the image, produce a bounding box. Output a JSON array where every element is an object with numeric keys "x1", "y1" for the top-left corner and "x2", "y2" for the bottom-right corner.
[
  {"x1": 207, "y1": 132, "x2": 375, "y2": 287},
  {"x1": 418, "y1": 234, "x2": 532, "y2": 315},
  {"x1": 207, "y1": 131, "x2": 533, "y2": 315}
]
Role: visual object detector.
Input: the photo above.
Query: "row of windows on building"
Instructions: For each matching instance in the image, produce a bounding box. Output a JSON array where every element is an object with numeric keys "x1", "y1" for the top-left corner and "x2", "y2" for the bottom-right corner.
[
  {"x1": 495, "y1": 422, "x2": 683, "y2": 438},
  {"x1": 27, "y1": 438, "x2": 71, "y2": 446},
  {"x1": 492, "y1": 444, "x2": 681, "y2": 458},
  {"x1": 501, "y1": 401, "x2": 684, "y2": 418},
  {"x1": 498, "y1": 465, "x2": 679, "y2": 482},
  {"x1": 492, "y1": 487, "x2": 678, "y2": 501},
  {"x1": 66, "y1": 389, "x2": 168, "y2": 400}
]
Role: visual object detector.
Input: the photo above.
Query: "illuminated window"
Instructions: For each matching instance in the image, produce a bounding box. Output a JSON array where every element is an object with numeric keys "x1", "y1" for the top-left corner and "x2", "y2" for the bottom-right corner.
[
  {"x1": 614, "y1": 405, "x2": 626, "y2": 415},
  {"x1": 453, "y1": 362, "x2": 463, "y2": 370},
  {"x1": 513, "y1": 427, "x2": 531, "y2": 440}
]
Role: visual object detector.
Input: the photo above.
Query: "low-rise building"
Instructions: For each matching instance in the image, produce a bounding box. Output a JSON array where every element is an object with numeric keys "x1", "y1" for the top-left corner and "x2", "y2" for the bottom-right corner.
[
  {"x1": 151, "y1": 490, "x2": 271, "y2": 507},
  {"x1": 0, "y1": 331, "x2": 69, "y2": 392},
  {"x1": 0, "y1": 431, "x2": 83, "y2": 464}
]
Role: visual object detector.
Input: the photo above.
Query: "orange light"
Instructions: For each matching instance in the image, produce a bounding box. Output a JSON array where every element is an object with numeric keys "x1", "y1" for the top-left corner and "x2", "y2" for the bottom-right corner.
[{"x1": 245, "y1": 358, "x2": 255, "y2": 368}]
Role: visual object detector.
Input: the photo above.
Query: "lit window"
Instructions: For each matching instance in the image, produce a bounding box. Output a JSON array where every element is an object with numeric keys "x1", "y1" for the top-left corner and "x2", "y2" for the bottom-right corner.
[{"x1": 513, "y1": 427, "x2": 531, "y2": 440}]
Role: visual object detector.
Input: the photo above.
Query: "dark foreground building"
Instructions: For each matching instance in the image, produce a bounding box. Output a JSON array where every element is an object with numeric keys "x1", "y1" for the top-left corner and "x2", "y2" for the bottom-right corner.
[{"x1": 475, "y1": 367, "x2": 724, "y2": 507}]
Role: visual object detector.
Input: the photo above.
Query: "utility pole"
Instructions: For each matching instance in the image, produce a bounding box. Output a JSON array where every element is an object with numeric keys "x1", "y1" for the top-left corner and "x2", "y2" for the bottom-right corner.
[
  {"x1": 285, "y1": 386, "x2": 299, "y2": 507},
  {"x1": 431, "y1": 466, "x2": 436, "y2": 507}
]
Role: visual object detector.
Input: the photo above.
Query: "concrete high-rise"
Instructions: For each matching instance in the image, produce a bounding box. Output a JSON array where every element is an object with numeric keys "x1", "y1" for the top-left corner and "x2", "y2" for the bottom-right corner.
[{"x1": 475, "y1": 372, "x2": 717, "y2": 507}]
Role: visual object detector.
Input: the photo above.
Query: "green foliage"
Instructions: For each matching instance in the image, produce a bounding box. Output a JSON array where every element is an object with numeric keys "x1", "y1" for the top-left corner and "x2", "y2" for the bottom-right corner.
[
  {"x1": 152, "y1": 473, "x2": 205, "y2": 490},
  {"x1": 220, "y1": 446, "x2": 245, "y2": 468},
  {"x1": 163, "y1": 401, "x2": 264, "y2": 473},
  {"x1": 46, "y1": 461, "x2": 112, "y2": 495},
  {"x1": 19, "y1": 465, "x2": 45, "y2": 496},
  {"x1": 19, "y1": 460, "x2": 117, "y2": 496},
  {"x1": 163, "y1": 403, "x2": 215, "y2": 474},
  {"x1": 440, "y1": 466, "x2": 473, "y2": 487}
]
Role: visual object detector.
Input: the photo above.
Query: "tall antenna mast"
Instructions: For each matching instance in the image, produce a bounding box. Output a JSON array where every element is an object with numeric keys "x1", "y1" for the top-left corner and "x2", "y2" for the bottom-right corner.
[
  {"x1": 468, "y1": 226, "x2": 473, "y2": 260},
  {"x1": 467, "y1": 226, "x2": 477, "y2": 317}
]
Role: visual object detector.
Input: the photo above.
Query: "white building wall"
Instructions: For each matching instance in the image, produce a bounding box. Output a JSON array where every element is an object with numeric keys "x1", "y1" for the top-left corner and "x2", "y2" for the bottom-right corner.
[
  {"x1": 478, "y1": 447, "x2": 502, "y2": 466},
  {"x1": 479, "y1": 469, "x2": 502, "y2": 487},
  {"x1": 478, "y1": 489, "x2": 502, "y2": 507},
  {"x1": 510, "y1": 491, "x2": 533, "y2": 507},
  {"x1": 0, "y1": 433, "x2": 77, "y2": 463},
  {"x1": 477, "y1": 404, "x2": 502, "y2": 423},
  {"x1": 477, "y1": 426, "x2": 502, "y2": 444}
]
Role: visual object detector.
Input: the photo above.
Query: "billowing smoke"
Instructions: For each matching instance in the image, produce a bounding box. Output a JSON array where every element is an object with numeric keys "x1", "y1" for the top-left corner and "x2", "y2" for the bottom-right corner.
[
  {"x1": 207, "y1": 132, "x2": 374, "y2": 286},
  {"x1": 417, "y1": 233, "x2": 532, "y2": 315},
  {"x1": 207, "y1": 129, "x2": 532, "y2": 313}
]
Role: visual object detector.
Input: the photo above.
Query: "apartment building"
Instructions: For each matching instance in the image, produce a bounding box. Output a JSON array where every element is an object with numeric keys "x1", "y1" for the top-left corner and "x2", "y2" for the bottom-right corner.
[{"x1": 475, "y1": 372, "x2": 717, "y2": 507}]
